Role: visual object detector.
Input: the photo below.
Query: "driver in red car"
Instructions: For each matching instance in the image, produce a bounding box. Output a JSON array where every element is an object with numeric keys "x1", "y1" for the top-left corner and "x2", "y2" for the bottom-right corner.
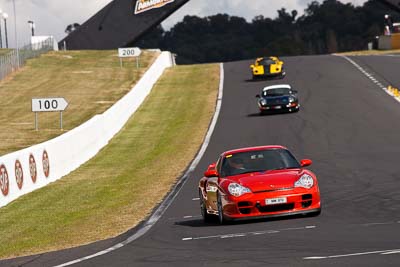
[{"x1": 227, "y1": 157, "x2": 246, "y2": 175}]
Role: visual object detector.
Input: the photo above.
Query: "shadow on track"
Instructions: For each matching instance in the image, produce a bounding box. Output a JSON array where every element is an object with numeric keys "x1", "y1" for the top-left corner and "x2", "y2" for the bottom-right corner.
[
  {"x1": 247, "y1": 111, "x2": 298, "y2": 117},
  {"x1": 244, "y1": 77, "x2": 286, "y2": 83},
  {"x1": 244, "y1": 79, "x2": 269, "y2": 83},
  {"x1": 174, "y1": 213, "x2": 319, "y2": 227},
  {"x1": 174, "y1": 218, "x2": 220, "y2": 227}
]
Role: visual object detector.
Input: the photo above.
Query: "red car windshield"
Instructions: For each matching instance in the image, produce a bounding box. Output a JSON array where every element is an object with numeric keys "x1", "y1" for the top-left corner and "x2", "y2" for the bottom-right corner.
[{"x1": 220, "y1": 148, "x2": 300, "y2": 177}]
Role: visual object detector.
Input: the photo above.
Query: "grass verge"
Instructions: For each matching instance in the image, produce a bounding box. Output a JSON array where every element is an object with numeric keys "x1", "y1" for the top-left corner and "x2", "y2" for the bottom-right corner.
[
  {"x1": 0, "y1": 49, "x2": 12, "y2": 56},
  {"x1": 0, "y1": 50, "x2": 158, "y2": 155},
  {"x1": 334, "y1": 49, "x2": 400, "y2": 56},
  {"x1": 0, "y1": 63, "x2": 219, "y2": 258}
]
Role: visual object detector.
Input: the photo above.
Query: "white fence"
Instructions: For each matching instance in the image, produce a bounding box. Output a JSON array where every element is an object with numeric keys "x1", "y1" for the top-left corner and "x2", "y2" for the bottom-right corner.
[{"x1": 0, "y1": 51, "x2": 173, "y2": 208}]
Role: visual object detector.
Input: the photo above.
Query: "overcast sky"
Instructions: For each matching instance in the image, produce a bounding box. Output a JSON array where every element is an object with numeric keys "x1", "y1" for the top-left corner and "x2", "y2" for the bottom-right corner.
[{"x1": 0, "y1": 0, "x2": 366, "y2": 48}]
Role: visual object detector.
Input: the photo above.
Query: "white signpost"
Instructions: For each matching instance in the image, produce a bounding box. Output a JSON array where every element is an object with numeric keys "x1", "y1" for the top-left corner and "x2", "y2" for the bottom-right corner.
[
  {"x1": 118, "y1": 47, "x2": 142, "y2": 69},
  {"x1": 32, "y1": 97, "x2": 69, "y2": 130}
]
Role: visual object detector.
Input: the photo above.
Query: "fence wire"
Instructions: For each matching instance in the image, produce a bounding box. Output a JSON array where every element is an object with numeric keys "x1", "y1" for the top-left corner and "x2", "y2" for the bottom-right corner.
[{"x1": 0, "y1": 37, "x2": 54, "y2": 80}]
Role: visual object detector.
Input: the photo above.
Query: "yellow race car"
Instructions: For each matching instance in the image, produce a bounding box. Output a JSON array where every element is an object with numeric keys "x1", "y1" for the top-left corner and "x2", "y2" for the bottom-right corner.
[{"x1": 250, "y1": 56, "x2": 286, "y2": 79}]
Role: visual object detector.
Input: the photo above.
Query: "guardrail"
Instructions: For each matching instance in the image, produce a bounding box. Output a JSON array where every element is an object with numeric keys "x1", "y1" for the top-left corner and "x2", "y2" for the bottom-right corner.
[
  {"x1": 0, "y1": 51, "x2": 173, "y2": 208},
  {"x1": 0, "y1": 37, "x2": 55, "y2": 80}
]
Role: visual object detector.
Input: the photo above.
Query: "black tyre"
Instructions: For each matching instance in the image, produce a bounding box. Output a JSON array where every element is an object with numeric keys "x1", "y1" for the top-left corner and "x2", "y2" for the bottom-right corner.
[
  {"x1": 199, "y1": 190, "x2": 213, "y2": 223},
  {"x1": 281, "y1": 70, "x2": 286, "y2": 78},
  {"x1": 217, "y1": 192, "x2": 227, "y2": 225}
]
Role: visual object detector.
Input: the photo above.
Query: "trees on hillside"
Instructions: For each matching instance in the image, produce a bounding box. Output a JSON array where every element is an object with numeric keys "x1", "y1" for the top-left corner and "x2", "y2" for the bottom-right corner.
[
  {"x1": 65, "y1": 23, "x2": 81, "y2": 34},
  {"x1": 134, "y1": 0, "x2": 400, "y2": 64}
]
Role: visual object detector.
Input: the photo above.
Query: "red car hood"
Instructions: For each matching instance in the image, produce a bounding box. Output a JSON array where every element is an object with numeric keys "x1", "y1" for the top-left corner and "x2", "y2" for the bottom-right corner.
[{"x1": 231, "y1": 169, "x2": 304, "y2": 192}]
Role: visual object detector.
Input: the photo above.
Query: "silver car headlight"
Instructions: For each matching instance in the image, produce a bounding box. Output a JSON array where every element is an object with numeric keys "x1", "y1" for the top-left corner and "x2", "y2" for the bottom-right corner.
[
  {"x1": 260, "y1": 99, "x2": 267, "y2": 106},
  {"x1": 228, "y1": 183, "x2": 251, "y2": 197},
  {"x1": 294, "y1": 174, "x2": 314, "y2": 189},
  {"x1": 289, "y1": 96, "x2": 295, "y2": 103}
]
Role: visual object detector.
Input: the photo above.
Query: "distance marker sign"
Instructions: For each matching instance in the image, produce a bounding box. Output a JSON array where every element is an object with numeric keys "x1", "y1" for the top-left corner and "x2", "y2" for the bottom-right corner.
[
  {"x1": 32, "y1": 97, "x2": 69, "y2": 130},
  {"x1": 118, "y1": 47, "x2": 142, "y2": 58},
  {"x1": 32, "y1": 98, "x2": 68, "y2": 112}
]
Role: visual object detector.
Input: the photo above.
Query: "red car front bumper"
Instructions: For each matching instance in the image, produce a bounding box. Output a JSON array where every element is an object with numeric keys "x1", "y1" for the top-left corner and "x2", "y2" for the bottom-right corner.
[{"x1": 221, "y1": 188, "x2": 321, "y2": 220}]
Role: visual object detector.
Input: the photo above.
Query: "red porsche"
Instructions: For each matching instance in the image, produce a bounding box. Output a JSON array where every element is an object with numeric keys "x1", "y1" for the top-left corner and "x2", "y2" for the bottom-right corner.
[{"x1": 199, "y1": 145, "x2": 321, "y2": 224}]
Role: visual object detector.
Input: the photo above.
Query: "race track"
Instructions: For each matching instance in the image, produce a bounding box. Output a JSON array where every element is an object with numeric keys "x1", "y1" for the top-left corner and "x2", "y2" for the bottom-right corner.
[{"x1": 3, "y1": 54, "x2": 400, "y2": 266}]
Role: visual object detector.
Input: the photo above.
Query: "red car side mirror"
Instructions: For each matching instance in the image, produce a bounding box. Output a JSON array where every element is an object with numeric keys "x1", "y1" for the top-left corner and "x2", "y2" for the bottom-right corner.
[
  {"x1": 204, "y1": 163, "x2": 218, "y2": 177},
  {"x1": 300, "y1": 159, "x2": 312, "y2": 167}
]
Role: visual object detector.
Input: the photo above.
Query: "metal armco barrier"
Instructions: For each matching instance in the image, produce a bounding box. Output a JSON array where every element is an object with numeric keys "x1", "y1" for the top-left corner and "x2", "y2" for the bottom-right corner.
[{"x1": 0, "y1": 51, "x2": 173, "y2": 208}]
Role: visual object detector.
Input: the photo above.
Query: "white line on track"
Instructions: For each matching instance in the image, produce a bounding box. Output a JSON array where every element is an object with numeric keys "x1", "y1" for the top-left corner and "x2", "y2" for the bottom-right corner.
[
  {"x1": 362, "y1": 222, "x2": 394, "y2": 227},
  {"x1": 182, "y1": 215, "x2": 202, "y2": 219},
  {"x1": 337, "y1": 55, "x2": 400, "y2": 104},
  {"x1": 304, "y1": 248, "x2": 400, "y2": 260},
  {"x1": 302, "y1": 220, "x2": 400, "y2": 260},
  {"x1": 54, "y1": 64, "x2": 225, "y2": 267},
  {"x1": 182, "y1": 225, "x2": 316, "y2": 241},
  {"x1": 192, "y1": 197, "x2": 200, "y2": 201},
  {"x1": 382, "y1": 250, "x2": 400, "y2": 255}
]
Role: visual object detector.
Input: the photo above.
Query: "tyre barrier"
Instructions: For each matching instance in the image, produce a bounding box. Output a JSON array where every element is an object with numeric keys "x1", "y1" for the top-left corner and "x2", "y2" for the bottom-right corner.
[{"x1": 0, "y1": 51, "x2": 174, "y2": 208}]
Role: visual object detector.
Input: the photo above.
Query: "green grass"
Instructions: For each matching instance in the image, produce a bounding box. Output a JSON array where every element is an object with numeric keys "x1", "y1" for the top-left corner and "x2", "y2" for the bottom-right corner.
[
  {"x1": 0, "y1": 63, "x2": 219, "y2": 258},
  {"x1": 0, "y1": 49, "x2": 12, "y2": 55},
  {"x1": 0, "y1": 50, "x2": 158, "y2": 155}
]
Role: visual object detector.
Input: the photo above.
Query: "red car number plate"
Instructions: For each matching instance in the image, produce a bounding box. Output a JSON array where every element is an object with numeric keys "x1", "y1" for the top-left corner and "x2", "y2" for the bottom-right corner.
[{"x1": 265, "y1": 197, "x2": 287, "y2": 205}]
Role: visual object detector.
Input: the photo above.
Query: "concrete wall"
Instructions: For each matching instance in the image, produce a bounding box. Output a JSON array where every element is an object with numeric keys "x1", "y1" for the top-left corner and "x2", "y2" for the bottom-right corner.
[
  {"x1": 378, "y1": 34, "x2": 400, "y2": 50},
  {"x1": 0, "y1": 51, "x2": 173, "y2": 208},
  {"x1": 378, "y1": 35, "x2": 392, "y2": 50}
]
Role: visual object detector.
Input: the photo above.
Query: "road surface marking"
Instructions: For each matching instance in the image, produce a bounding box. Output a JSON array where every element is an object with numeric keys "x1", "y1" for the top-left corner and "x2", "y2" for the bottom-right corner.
[
  {"x1": 338, "y1": 55, "x2": 399, "y2": 102},
  {"x1": 182, "y1": 225, "x2": 315, "y2": 241},
  {"x1": 382, "y1": 250, "x2": 400, "y2": 255},
  {"x1": 304, "y1": 248, "x2": 400, "y2": 260}
]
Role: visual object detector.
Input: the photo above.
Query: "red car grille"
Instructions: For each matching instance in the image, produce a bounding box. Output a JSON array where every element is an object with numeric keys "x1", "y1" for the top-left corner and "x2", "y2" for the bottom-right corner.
[
  {"x1": 257, "y1": 203, "x2": 294, "y2": 213},
  {"x1": 253, "y1": 187, "x2": 294, "y2": 193},
  {"x1": 238, "y1": 201, "x2": 253, "y2": 214}
]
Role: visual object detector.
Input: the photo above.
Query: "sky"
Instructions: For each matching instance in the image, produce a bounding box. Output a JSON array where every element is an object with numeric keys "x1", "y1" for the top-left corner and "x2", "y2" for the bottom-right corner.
[{"x1": 0, "y1": 0, "x2": 367, "y2": 48}]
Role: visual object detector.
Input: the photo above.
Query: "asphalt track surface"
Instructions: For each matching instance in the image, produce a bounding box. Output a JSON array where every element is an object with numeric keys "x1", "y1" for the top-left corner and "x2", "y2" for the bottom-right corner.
[{"x1": 3, "y1": 55, "x2": 400, "y2": 266}]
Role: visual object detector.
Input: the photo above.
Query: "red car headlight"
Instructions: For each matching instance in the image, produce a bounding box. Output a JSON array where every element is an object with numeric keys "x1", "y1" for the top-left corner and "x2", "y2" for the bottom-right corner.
[
  {"x1": 294, "y1": 174, "x2": 314, "y2": 189},
  {"x1": 228, "y1": 183, "x2": 251, "y2": 197}
]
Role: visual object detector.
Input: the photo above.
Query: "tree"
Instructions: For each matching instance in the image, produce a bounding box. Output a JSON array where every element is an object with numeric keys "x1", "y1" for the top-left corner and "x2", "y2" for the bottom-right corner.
[
  {"x1": 133, "y1": 0, "x2": 400, "y2": 63},
  {"x1": 65, "y1": 23, "x2": 80, "y2": 35}
]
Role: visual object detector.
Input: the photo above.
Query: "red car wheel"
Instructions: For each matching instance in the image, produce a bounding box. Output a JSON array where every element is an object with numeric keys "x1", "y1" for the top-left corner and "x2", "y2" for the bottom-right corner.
[
  {"x1": 199, "y1": 190, "x2": 213, "y2": 223},
  {"x1": 217, "y1": 193, "x2": 227, "y2": 225}
]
